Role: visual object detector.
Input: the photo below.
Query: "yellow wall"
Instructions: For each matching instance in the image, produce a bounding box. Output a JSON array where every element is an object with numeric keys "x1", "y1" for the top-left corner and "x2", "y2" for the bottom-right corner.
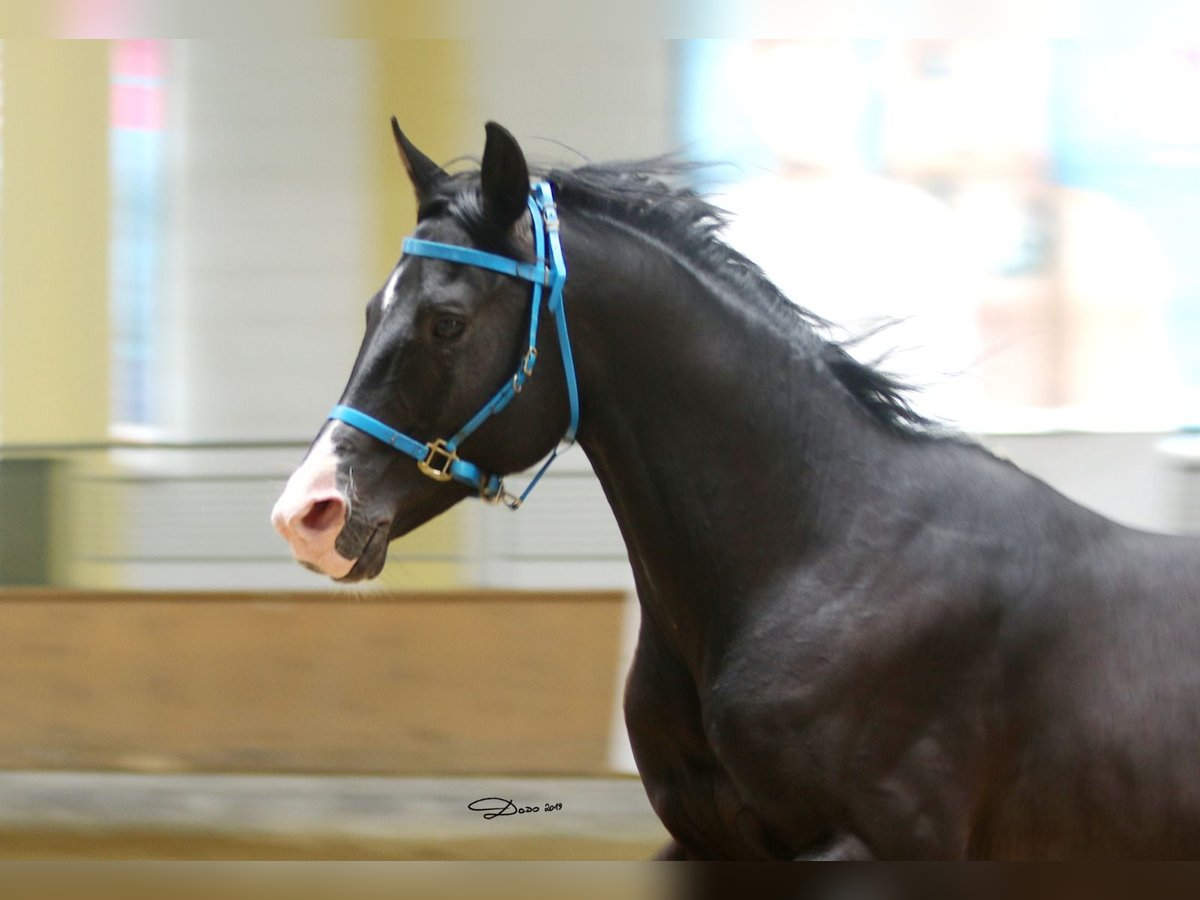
[
  {"x1": 0, "y1": 40, "x2": 110, "y2": 445},
  {"x1": 365, "y1": 40, "x2": 475, "y2": 589},
  {"x1": 367, "y1": 40, "x2": 472, "y2": 278}
]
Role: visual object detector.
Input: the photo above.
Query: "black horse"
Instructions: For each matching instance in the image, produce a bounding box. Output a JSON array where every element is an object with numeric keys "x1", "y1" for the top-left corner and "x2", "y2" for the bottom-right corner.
[{"x1": 272, "y1": 121, "x2": 1200, "y2": 859}]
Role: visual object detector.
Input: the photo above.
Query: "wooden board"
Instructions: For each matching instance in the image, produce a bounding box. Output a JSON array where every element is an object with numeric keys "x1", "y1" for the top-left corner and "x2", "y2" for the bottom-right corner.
[{"x1": 0, "y1": 590, "x2": 626, "y2": 775}]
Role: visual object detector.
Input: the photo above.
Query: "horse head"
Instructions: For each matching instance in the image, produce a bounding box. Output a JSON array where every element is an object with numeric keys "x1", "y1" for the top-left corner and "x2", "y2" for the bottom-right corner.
[{"x1": 271, "y1": 121, "x2": 573, "y2": 581}]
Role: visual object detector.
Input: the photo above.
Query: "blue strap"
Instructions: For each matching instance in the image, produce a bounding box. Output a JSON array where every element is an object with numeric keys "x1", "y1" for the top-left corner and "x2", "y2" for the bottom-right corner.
[
  {"x1": 330, "y1": 404, "x2": 426, "y2": 459},
  {"x1": 401, "y1": 238, "x2": 547, "y2": 286},
  {"x1": 328, "y1": 405, "x2": 501, "y2": 496},
  {"x1": 516, "y1": 445, "x2": 561, "y2": 506},
  {"x1": 535, "y1": 182, "x2": 579, "y2": 442}
]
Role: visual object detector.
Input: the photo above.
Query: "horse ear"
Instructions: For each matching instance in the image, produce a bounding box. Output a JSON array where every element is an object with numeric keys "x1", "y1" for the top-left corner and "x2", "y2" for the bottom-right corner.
[
  {"x1": 391, "y1": 117, "x2": 445, "y2": 203},
  {"x1": 480, "y1": 121, "x2": 530, "y2": 230}
]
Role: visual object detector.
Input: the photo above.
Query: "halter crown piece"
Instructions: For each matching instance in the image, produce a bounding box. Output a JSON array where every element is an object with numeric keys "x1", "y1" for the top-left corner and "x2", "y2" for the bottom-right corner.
[{"x1": 328, "y1": 181, "x2": 579, "y2": 510}]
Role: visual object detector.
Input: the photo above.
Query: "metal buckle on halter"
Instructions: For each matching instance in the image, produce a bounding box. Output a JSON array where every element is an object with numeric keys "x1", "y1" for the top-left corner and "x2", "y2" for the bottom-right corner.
[
  {"x1": 482, "y1": 481, "x2": 523, "y2": 510},
  {"x1": 418, "y1": 439, "x2": 458, "y2": 482},
  {"x1": 512, "y1": 347, "x2": 539, "y2": 394}
]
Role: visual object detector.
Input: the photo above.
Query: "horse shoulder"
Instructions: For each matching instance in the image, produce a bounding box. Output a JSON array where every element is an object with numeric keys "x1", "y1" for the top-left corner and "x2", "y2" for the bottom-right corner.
[
  {"x1": 698, "y1": 585, "x2": 992, "y2": 859},
  {"x1": 624, "y1": 618, "x2": 824, "y2": 858},
  {"x1": 692, "y1": 457, "x2": 1056, "y2": 856}
]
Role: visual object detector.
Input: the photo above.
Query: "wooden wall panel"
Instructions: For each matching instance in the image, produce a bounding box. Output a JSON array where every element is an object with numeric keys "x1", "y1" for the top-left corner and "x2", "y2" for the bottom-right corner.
[{"x1": 0, "y1": 591, "x2": 626, "y2": 775}]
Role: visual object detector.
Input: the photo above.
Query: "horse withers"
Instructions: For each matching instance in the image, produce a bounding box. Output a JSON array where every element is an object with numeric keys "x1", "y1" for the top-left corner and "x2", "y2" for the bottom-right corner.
[{"x1": 273, "y1": 120, "x2": 1200, "y2": 859}]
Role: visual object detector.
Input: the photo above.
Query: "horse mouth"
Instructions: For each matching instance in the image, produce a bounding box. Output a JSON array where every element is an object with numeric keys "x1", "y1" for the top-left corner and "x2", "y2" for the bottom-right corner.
[{"x1": 333, "y1": 521, "x2": 389, "y2": 582}]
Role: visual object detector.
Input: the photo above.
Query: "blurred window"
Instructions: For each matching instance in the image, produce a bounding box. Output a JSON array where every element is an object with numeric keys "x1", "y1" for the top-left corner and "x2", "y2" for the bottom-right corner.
[
  {"x1": 681, "y1": 40, "x2": 1200, "y2": 432},
  {"x1": 109, "y1": 39, "x2": 167, "y2": 435}
]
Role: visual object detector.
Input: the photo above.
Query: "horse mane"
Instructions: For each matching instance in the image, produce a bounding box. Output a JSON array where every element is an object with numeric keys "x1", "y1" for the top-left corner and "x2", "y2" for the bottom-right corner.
[{"x1": 432, "y1": 158, "x2": 934, "y2": 436}]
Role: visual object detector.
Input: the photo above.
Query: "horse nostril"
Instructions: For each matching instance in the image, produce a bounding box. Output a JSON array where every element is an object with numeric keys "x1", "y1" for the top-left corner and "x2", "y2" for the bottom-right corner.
[{"x1": 300, "y1": 497, "x2": 345, "y2": 534}]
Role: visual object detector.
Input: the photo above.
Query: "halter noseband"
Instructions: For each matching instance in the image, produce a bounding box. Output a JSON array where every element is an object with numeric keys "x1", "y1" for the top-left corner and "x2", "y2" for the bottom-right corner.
[{"x1": 328, "y1": 181, "x2": 579, "y2": 510}]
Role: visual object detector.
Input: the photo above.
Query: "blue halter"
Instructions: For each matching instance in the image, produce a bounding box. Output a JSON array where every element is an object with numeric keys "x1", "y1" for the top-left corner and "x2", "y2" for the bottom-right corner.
[{"x1": 328, "y1": 181, "x2": 579, "y2": 510}]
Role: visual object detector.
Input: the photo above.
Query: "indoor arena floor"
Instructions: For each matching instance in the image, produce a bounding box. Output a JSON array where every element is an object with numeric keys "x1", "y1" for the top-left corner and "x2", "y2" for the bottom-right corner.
[{"x1": 0, "y1": 772, "x2": 667, "y2": 860}]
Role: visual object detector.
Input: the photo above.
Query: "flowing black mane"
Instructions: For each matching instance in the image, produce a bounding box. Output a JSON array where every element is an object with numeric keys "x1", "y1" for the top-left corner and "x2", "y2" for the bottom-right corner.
[{"x1": 427, "y1": 158, "x2": 933, "y2": 435}]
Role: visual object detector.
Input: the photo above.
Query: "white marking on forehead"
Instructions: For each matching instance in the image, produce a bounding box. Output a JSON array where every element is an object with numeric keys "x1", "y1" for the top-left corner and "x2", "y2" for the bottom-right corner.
[{"x1": 381, "y1": 259, "x2": 407, "y2": 312}]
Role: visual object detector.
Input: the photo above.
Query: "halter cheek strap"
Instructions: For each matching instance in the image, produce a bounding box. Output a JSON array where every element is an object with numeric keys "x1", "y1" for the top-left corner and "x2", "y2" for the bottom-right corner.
[{"x1": 328, "y1": 181, "x2": 578, "y2": 510}]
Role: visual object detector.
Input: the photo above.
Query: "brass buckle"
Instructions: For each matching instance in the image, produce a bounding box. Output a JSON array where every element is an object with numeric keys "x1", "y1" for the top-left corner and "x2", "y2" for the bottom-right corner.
[{"x1": 418, "y1": 439, "x2": 458, "y2": 482}]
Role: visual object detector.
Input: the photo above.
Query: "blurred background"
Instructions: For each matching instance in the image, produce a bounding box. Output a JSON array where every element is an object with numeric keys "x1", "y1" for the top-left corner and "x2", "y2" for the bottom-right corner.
[{"x1": 0, "y1": 33, "x2": 1198, "y2": 859}]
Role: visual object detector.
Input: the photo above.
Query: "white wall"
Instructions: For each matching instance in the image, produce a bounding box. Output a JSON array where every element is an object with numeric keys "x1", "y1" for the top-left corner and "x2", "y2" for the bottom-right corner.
[
  {"x1": 160, "y1": 40, "x2": 370, "y2": 443},
  {"x1": 464, "y1": 40, "x2": 677, "y2": 165},
  {"x1": 83, "y1": 41, "x2": 374, "y2": 589},
  {"x1": 982, "y1": 431, "x2": 1199, "y2": 535}
]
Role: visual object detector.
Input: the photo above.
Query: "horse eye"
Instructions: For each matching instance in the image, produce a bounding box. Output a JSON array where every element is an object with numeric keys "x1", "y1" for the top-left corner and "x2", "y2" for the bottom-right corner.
[{"x1": 432, "y1": 316, "x2": 466, "y2": 341}]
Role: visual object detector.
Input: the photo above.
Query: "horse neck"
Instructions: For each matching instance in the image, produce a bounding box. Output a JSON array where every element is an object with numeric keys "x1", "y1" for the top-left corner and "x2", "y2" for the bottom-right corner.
[{"x1": 563, "y1": 216, "x2": 902, "y2": 667}]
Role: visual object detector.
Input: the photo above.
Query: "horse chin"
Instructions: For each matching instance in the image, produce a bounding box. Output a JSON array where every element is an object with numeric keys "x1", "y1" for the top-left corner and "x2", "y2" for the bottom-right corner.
[
  {"x1": 299, "y1": 554, "x2": 355, "y2": 580},
  {"x1": 333, "y1": 526, "x2": 388, "y2": 583},
  {"x1": 328, "y1": 486, "x2": 469, "y2": 583}
]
